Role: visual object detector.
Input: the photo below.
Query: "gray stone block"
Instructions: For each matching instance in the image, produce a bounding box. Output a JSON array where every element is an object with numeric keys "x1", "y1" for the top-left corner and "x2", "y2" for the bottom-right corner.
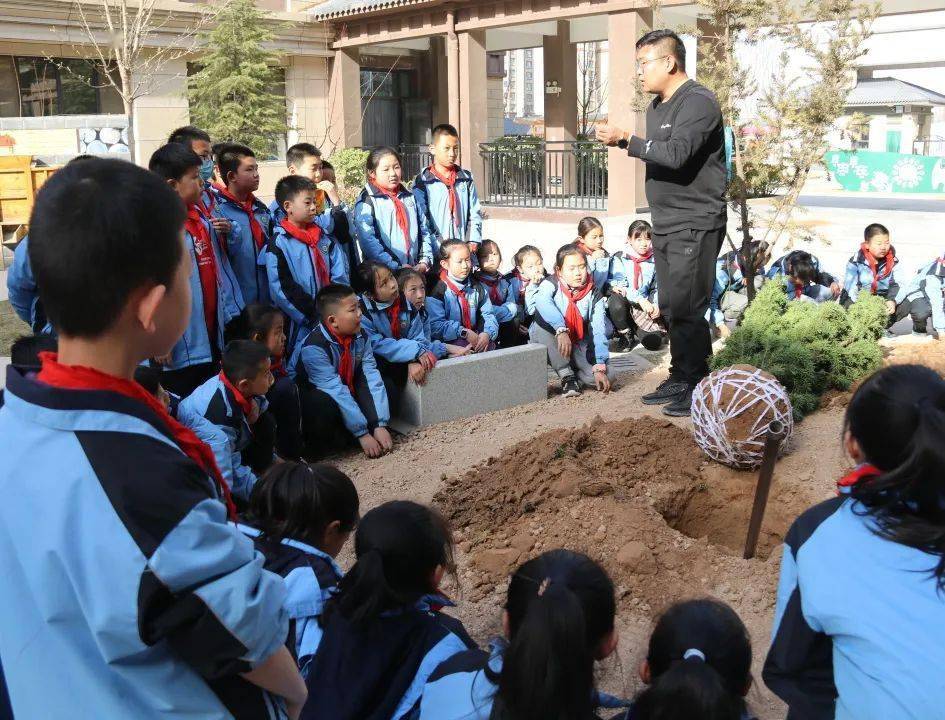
[{"x1": 390, "y1": 343, "x2": 548, "y2": 432}]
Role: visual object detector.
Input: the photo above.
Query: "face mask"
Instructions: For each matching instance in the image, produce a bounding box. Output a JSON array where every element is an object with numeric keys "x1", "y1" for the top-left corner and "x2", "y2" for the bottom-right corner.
[{"x1": 199, "y1": 157, "x2": 214, "y2": 182}]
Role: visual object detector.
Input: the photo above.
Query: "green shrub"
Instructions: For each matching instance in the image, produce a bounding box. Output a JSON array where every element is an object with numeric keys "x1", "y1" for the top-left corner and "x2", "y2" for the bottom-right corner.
[{"x1": 328, "y1": 148, "x2": 370, "y2": 204}]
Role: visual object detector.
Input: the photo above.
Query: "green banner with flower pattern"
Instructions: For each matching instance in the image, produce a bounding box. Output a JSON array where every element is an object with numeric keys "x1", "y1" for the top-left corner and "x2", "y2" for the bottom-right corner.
[{"x1": 826, "y1": 150, "x2": 945, "y2": 194}]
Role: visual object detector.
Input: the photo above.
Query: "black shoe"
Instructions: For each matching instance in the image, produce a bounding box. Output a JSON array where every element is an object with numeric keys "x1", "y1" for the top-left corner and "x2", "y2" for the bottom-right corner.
[
  {"x1": 914, "y1": 321, "x2": 928, "y2": 334},
  {"x1": 640, "y1": 332, "x2": 663, "y2": 351},
  {"x1": 561, "y1": 376, "x2": 582, "y2": 398},
  {"x1": 609, "y1": 332, "x2": 635, "y2": 353},
  {"x1": 642, "y1": 377, "x2": 688, "y2": 405},
  {"x1": 662, "y1": 385, "x2": 695, "y2": 417}
]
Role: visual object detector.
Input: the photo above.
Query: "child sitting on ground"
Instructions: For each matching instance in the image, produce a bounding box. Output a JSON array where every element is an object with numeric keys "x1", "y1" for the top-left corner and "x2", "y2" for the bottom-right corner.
[
  {"x1": 241, "y1": 462, "x2": 359, "y2": 679},
  {"x1": 841, "y1": 223, "x2": 900, "y2": 321},
  {"x1": 575, "y1": 216, "x2": 611, "y2": 287},
  {"x1": 398, "y1": 267, "x2": 469, "y2": 360},
  {"x1": 419, "y1": 549, "x2": 624, "y2": 719},
  {"x1": 428, "y1": 240, "x2": 499, "y2": 353},
  {"x1": 625, "y1": 599, "x2": 755, "y2": 720},
  {"x1": 709, "y1": 240, "x2": 770, "y2": 339},
  {"x1": 505, "y1": 245, "x2": 547, "y2": 334},
  {"x1": 607, "y1": 219, "x2": 666, "y2": 352},
  {"x1": 530, "y1": 244, "x2": 613, "y2": 399},
  {"x1": 356, "y1": 260, "x2": 437, "y2": 411},
  {"x1": 766, "y1": 249, "x2": 840, "y2": 303},
  {"x1": 302, "y1": 500, "x2": 475, "y2": 720},
  {"x1": 894, "y1": 254, "x2": 943, "y2": 336},
  {"x1": 179, "y1": 339, "x2": 276, "y2": 503},
  {"x1": 475, "y1": 240, "x2": 522, "y2": 348},
  {"x1": 291, "y1": 283, "x2": 393, "y2": 460},
  {"x1": 267, "y1": 175, "x2": 349, "y2": 353}
]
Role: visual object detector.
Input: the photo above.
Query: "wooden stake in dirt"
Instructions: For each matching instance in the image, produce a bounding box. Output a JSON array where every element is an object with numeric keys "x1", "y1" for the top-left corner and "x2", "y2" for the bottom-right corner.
[{"x1": 743, "y1": 420, "x2": 787, "y2": 560}]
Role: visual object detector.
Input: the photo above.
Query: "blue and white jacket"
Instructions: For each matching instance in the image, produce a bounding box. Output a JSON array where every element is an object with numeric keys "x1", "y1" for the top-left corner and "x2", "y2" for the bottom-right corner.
[
  {"x1": 533, "y1": 276, "x2": 609, "y2": 365},
  {"x1": 474, "y1": 270, "x2": 519, "y2": 324},
  {"x1": 360, "y1": 294, "x2": 431, "y2": 364},
  {"x1": 412, "y1": 166, "x2": 484, "y2": 251},
  {"x1": 6, "y1": 236, "x2": 53, "y2": 335},
  {"x1": 418, "y1": 305, "x2": 450, "y2": 359},
  {"x1": 427, "y1": 274, "x2": 499, "y2": 342},
  {"x1": 266, "y1": 222, "x2": 349, "y2": 354},
  {"x1": 766, "y1": 251, "x2": 837, "y2": 287},
  {"x1": 607, "y1": 252, "x2": 658, "y2": 303},
  {"x1": 764, "y1": 494, "x2": 945, "y2": 720},
  {"x1": 897, "y1": 258, "x2": 945, "y2": 331},
  {"x1": 214, "y1": 189, "x2": 274, "y2": 304},
  {"x1": 0, "y1": 366, "x2": 289, "y2": 719},
  {"x1": 419, "y1": 637, "x2": 630, "y2": 719},
  {"x1": 301, "y1": 595, "x2": 475, "y2": 720},
  {"x1": 504, "y1": 270, "x2": 544, "y2": 325},
  {"x1": 291, "y1": 323, "x2": 389, "y2": 437},
  {"x1": 353, "y1": 184, "x2": 435, "y2": 270},
  {"x1": 708, "y1": 251, "x2": 749, "y2": 326},
  {"x1": 178, "y1": 373, "x2": 270, "y2": 501},
  {"x1": 167, "y1": 393, "x2": 231, "y2": 492},
  {"x1": 238, "y1": 525, "x2": 342, "y2": 680},
  {"x1": 842, "y1": 247, "x2": 900, "y2": 304},
  {"x1": 268, "y1": 198, "x2": 336, "y2": 235}
]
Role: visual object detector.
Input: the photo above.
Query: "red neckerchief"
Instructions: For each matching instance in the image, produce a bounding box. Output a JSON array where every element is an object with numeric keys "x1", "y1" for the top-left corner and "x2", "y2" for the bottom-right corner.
[
  {"x1": 218, "y1": 370, "x2": 254, "y2": 418},
  {"x1": 326, "y1": 327, "x2": 356, "y2": 393},
  {"x1": 428, "y1": 164, "x2": 460, "y2": 231},
  {"x1": 577, "y1": 241, "x2": 595, "y2": 256},
  {"x1": 861, "y1": 243, "x2": 895, "y2": 294},
  {"x1": 440, "y1": 271, "x2": 472, "y2": 330},
  {"x1": 385, "y1": 296, "x2": 403, "y2": 340},
  {"x1": 837, "y1": 463, "x2": 881, "y2": 493},
  {"x1": 513, "y1": 269, "x2": 529, "y2": 298},
  {"x1": 36, "y1": 352, "x2": 237, "y2": 520},
  {"x1": 558, "y1": 275, "x2": 595, "y2": 343},
  {"x1": 218, "y1": 186, "x2": 265, "y2": 250},
  {"x1": 280, "y1": 219, "x2": 330, "y2": 289},
  {"x1": 626, "y1": 247, "x2": 653, "y2": 290},
  {"x1": 477, "y1": 272, "x2": 504, "y2": 306},
  {"x1": 198, "y1": 186, "x2": 216, "y2": 219},
  {"x1": 793, "y1": 281, "x2": 804, "y2": 299},
  {"x1": 375, "y1": 184, "x2": 412, "y2": 258},
  {"x1": 185, "y1": 205, "x2": 219, "y2": 341},
  {"x1": 270, "y1": 354, "x2": 287, "y2": 379}
]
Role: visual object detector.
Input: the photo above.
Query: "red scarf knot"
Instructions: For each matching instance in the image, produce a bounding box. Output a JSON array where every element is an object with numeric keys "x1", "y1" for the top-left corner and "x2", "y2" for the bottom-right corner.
[
  {"x1": 385, "y1": 296, "x2": 403, "y2": 340},
  {"x1": 478, "y1": 272, "x2": 504, "y2": 306},
  {"x1": 270, "y1": 354, "x2": 287, "y2": 379},
  {"x1": 218, "y1": 370, "x2": 254, "y2": 418},
  {"x1": 626, "y1": 248, "x2": 653, "y2": 290},
  {"x1": 280, "y1": 219, "x2": 330, "y2": 289},
  {"x1": 327, "y1": 327, "x2": 356, "y2": 393},
  {"x1": 440, "y1": 271, "x2": 473, "y2": 330},
  {"x1": 186, "y1": 205, "x2": 219, "y2": 341},
  {"x1": 793, "y1": 282, "x2": 804, "y2": 299},
  {"x1": 861, "y1": 243, "x2": 895, "y2": 294},
  {"x1": 513, "y1": 269, "x2": 529, "y2": 298},
  {"x1": 375, "y1": 184, "x2": 412, "y2": 260},
  {"x1": 558, "y1": 276, "x2": 595, "y2": 343},
  {"x1": 219, "y1": 187, "x2": 265, "y2": 250},
  {"x1": 837, "y1": 463, "x2": 881, "y2": 493},
  {"x1": 428, "y1": 164, "x2": 461, "y2": 231}
]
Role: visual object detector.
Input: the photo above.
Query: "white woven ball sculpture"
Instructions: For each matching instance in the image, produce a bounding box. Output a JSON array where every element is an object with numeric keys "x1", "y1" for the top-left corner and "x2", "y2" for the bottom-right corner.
[{"x1": 691, "y1": 365, "x2": 794, "y2": 469}]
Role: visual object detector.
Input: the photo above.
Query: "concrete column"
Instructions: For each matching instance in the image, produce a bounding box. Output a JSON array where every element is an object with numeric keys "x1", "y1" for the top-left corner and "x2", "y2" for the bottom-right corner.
[
  {"x1": 131, "y1": 56, "x2": 189, "y2": 165},
  {"x1": 543, "y1": 20, "x2": 578, "y2": 199},
  {"x1": 327, "y1": 47, "x2": 362, "y2": 153},
  {"x1": 607, "y1": 9, "x2": 651, "y2": 227},
  {"x1": 447, "y1": 10, "x2": 461, "y2": 131},
  {"x1": 432, "y1": 36, "x2": 450, "y2": 127},
  {"x1": 459, "y1": 30, "x2": 488, "y2": 186},
  {"x1": 285, "y1": 55, "x2": 330, "y2": 150}
]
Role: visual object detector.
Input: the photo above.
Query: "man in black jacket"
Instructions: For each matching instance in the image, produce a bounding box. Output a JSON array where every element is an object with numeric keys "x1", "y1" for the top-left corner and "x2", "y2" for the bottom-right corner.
[{"x1": 597, "y1": 29, "x2": 727, "y2": 417}]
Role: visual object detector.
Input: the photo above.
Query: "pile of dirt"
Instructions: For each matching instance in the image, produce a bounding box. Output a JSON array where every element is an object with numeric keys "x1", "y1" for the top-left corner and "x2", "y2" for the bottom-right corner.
[{"x1": 886, "y1": 339, "x2": 945, "y2": 375}]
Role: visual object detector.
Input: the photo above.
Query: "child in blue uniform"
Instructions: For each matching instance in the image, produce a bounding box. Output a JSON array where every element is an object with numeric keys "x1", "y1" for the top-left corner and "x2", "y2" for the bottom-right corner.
[
  {"x1": 475, "y1": 240, "x2": 522, "y2": 347},
  {"x1": 708, "y1": 240, "x2": 770, "y2": 339},
  {"x1": 241, "y1": 462, "x2": 359, "y2": 679},
  {"x1": 530, "y1": 244, "x2": 613, "y2": 399},
  {"x1": 0, "y1": 157, "x2": 305, "y2": 718},
  {"x1": 268, "y1": 143, "x2": 339, "y2": 227},
  {"x1": 292, "y1": 283, "x2": 393, "y2": 460},
  {"x1": 575, "y1": 216, "x2": 611, "y2": 287},
  {"x1": 419, "y1": 549, "x2": 622, "y2": 720},
  {"x1": 354, "y1": 147, "x2": 435, "y2": 272},
  {"x1": 841, "y1": 224, "x2": 900, "y2": 321},
  {"x1": 302, "y1": 500, "x2": 475, "y2": 720},
  {"x1": 398, "y1": 267, "x2": 469, "y2": 361},
  {"x1": 267, "y1": 175, "x2": 349, "y2": 353},
  {"x1": 505, "y1": 244, "x2": 547, "y2": 331},
  {"x1": 766, "y1": 250, "x2": 839, "y2": 303},
  {"x1": 625, "y1": 599, "x2": 755, "y2": 720},
  {"x1": 179, "y1": 339, "x2": 276, "y2": 503},
  {"x1": 894, "y1": 255, "x2": 942, "y2": 335},
  {"x1": 428, "y1": 240, "x2": 499, "y2": 353},
  {"x1": 764, "y1": 363, "x2": 945, "y2": 719},
  {"x1": 607, "y1": 220, "x2": 666, "y2": 352}
]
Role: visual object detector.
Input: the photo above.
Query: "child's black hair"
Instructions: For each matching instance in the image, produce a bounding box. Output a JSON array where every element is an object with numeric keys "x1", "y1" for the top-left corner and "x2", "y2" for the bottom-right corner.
[
  {"x1": 432, "y1": 123, "x2": 459, "y2": 141},
  {"x1": 513, "y1": 245, "x2": 543, "y2": 268},
  {"x1": 366, "y1": 146, "x2": 403, "y2": 177},
  {"x1": 10, "y1": 334, "x2": 57, "y2": 374},
  {"x1": 286, "y1": 142, "x2": 321, "y2": 168},
  {"x1": 246, "y1": 462, "x2": 359, "y2": 548},
  {"x1": 845, "y1": 364, "x2": 945, "y2": 590},
  {"x1": 396, "y1": 266, "x2": 425, "y2": 293},
  {"x1": 491, "y1": 549, "x2": 615, "y2": 720},
  {"x1": 317, "y1": 283, "x2": 357, "y2": 322},
  {"x1": 321, "y1": 159, "x2": 334, "y2": 171},
  {"x1": 476, "y1": 239, "x2": 501, "y2": 266},
  {"x1": 148, "y1": 143, "x2": 202, "y2": 182},
  {"x1": 786, "y1": 251, "x2": 816, "y2": 284},
  {"x1": 217, "y1": 143, "x2": 256, "y2": 185},
  {"x1": 632, "y1": 598, "x2": 752, "y2": 720},
  {"x1": 438, "y1": 238, "x2": 468, "y2": 262},
  {"x1": 275, "y1": 175, "x2": 317, "y2": 208},
  {"x1": 134, "y1": 364, "x2": 163, "y2": 397},
  {"x1": 628, "y1": 220, "x2": 653, "y2": 239},
  {"x1": 222, "y1": 339, "x2": 270, "y2": 383},
  {"x1": 354, "y1": 260, "x2": 393, "y2": 296},
  {"x1": 577, "y1": 217, "x2": 604, "y2": 239},
  {"x1": 864, "y1": 223, "x2": 890, "y2": 241},
  {"x1": 211, "y1": 141, "x2": 227, "y2": 160},
  {"x1": 167, "y1": 125, "x2": 211, "y2": 147},
  {"x1": 234, "y1": 303, "x2": 284, "y2": 345},
  {"x1": 28, "y1": 157, "x2": 185, "y2": 338},
  {"x1": 555, "y1": 243, "x2": 587, "y2": 270},
  {"x1": 324, "y1": 500, "x2": 455, "y2": 627}
]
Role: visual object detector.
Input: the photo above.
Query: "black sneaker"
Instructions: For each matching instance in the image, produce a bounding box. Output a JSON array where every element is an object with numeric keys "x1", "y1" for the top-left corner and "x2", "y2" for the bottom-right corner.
[
  {"x1": 640, "y1": 332, "x2": 663, "y2": 351},
  {"x1": 609, "y1": 332, "x2": 635, "y2": 353},
  {"x1": 642, "y1": 377, "x2": 688, "y2": 405},
  {"x1": 561, "y1": 376, "x2": 582, "y2": 398},
  {"x1": 913, "y1": 320, "x2": 928, "y2": 335},
  {"x1": 662, "y1": 385, "x2": 695, "y2": 417}
]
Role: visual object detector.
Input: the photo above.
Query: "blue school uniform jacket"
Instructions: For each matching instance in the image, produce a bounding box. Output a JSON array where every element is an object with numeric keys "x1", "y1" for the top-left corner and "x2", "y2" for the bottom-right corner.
[
  {"x1": 353, "y1": 184, "x2": 435, "y2": 270},
  {"x1": 301, "y1": 595, "x2": 475, "y2": 720},
  {"x1": 214, "y1": 189, "x2": 274, "y2": 304},
  {"x1": 533, "y1": 277, "x2": 610, "y2": 365},
  {"x1": 608, "y1": 252, "x2": 658, "y2": 302},
  {"x1": 238, "y1": 525, "x2": 342, "y2": 680},
  {"x1": 0, "y1": 366, "x2": 289, "y2": 719},
  {"x1": 504, "y1": 271, "x2": 545, "y2": 324},
  {"x1": 763, "y1": 494, "x2": 945, "y2": 720},
  {"x1": 168, "y1": 392, "x2": 231, "y2": 488},
  {"x1": 178, "y1": 373, "x2": 269, "y2": 501},
  {"x1": 360, "y1": 294, "x2": 431, "y2": 364},
  {"x1": 427, "y1": 275, "x2": 499, "y2": 342},
  {"x1": 708, "y1": 252, "x2": 749, "y2": 325},
  {"x1": 419, "y1": 305, "x2": 450, "y2": 359},
  {"x1": 266, "y1": 223, "x2": 349, "y2": 354},
  {"x1": 412, "y1": 166, "x2": 483, "y2": 250},
  {"x1": 474, "y1": 270, "x2": 519, "y2": 324},
  {"x1": 841, "y1": 247, "x2": 900, "y2": 303},
  {"x1": 291, "y1": 323, "x2": 389, "y2": 437},
  {"x1": 6, "y1": 236, "x2": 53, "y2": 335},
  {"x1": 897, "y1": 258, "x2": 945, "y2": 330},
  {"x1": 766, "y1": 251, "x2": 837, "y2": 286}
]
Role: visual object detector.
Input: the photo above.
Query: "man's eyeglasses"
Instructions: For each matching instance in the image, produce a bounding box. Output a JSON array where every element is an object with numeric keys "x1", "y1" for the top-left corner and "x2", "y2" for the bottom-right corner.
[{"x1": 636, "y1": 55, "x2": 669, "y2": 71}]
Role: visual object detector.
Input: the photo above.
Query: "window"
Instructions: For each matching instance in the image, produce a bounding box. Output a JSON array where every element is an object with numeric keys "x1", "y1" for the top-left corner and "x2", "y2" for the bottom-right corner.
[{"x1": 0, "y1": 56, "x2": 122, "y2": 117}]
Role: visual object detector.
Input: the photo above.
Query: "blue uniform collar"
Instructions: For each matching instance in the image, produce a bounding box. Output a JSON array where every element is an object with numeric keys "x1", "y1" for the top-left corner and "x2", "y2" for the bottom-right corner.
[{"x1": 237, "y1": 523, "x2": 345, "y2": 578}]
